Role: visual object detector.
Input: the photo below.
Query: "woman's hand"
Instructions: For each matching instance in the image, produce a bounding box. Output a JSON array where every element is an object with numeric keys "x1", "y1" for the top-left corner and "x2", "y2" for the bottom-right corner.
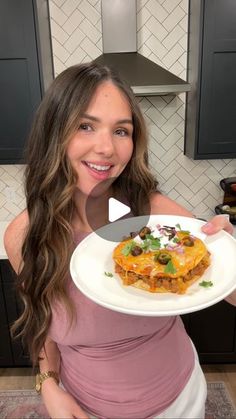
[
  {"x1": 42, "y1": 380, "x2": 89, "y2": 419},
  {"x1": 201, "y1": 214, "x2": 234, "y2": 235},
  {"x1": 201, "y1": 214, "x2": 236, "y2": 306}
]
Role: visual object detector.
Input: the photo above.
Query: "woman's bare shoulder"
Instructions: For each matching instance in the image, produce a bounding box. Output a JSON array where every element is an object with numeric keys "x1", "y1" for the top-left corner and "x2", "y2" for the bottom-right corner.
[
  {"x1": 150, "y1": 192, "x2": 193, "y2": 217},
  {"x1": 4, "y1": 210, "x2": 29, "y2": 273}
]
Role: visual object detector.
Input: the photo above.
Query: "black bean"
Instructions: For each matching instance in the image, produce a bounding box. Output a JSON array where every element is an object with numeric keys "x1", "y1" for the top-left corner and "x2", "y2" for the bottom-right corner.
[
  {"x1": 139, "y1": 226, "x2": 151, "y2": 240},
  {"x1": 131, "y1": 246, "x2": 143, "y2": 256}
]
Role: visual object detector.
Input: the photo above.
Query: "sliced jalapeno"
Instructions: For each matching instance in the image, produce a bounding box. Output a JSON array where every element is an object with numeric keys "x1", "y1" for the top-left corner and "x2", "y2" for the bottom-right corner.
[
  {"x1": 182, "y1": 236, "x2": 194, "y2": 247},
  {"x1": 154, "y1": 252, "x2": 171, "y2": 265}
]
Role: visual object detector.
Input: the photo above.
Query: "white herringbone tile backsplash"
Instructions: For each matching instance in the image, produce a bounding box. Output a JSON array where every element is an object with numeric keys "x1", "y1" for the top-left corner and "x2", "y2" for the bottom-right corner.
[
  {"x1": 0, "y1": 165, "x2": 25, "y2": 221},
  {"x1": 0, "y1": 0, "x2": 235, "y2": 221}
]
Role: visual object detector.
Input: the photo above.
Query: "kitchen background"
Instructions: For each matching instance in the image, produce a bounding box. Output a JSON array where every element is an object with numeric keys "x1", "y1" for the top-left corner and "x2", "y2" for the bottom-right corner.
[{"x1": 0, "y1": 0, "x2": 235, "y2": 222}]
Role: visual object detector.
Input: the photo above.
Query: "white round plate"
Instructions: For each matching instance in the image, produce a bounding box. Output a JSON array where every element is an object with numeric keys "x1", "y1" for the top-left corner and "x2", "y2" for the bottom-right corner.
[{"x1": 70, "y1": 215, "x2": 236, "y2": 316}]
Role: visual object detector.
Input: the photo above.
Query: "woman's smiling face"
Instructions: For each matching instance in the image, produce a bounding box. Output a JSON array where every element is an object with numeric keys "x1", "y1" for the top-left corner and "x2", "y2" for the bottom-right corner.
[{"x1": 66, "y1": 81, "x2": 134, "y2": 197}]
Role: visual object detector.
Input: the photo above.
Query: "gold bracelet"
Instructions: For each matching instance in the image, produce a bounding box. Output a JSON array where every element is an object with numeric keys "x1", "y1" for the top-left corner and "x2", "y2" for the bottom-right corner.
[{"x1": 35, "y1": 370, "x2": 59, "y2": 394}]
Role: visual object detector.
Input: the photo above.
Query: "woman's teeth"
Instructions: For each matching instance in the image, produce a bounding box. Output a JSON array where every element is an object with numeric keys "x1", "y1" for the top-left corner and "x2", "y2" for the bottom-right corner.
[{"x1": 86, "y1": 162, "x2": 111, "y2": 171}]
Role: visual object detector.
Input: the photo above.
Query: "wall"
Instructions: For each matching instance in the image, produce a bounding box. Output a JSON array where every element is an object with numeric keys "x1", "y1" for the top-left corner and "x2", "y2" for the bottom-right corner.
[
  {"x1": 0, "y1": 0, "x2": 235, "y2": 221},
  {"x1": 0, "y1": 165, "x2": 25, "y2": 221}
]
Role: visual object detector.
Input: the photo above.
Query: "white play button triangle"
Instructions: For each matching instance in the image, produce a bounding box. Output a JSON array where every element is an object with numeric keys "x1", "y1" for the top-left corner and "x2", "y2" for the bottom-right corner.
[
  {"x1": 85, "y1": 177, "x2": 150, "y2": 241},
  {"x1": 108, "y1": 197, "x2": 131, "y2": 222}
]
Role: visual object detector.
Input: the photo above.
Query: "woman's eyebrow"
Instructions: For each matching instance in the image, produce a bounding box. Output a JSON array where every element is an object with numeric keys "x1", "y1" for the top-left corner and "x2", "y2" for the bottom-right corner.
[
  {"x1": 81, "y1": 113, "x2": 99, "y2": 122},
  {"x1": 81, "y1": 113, "x2": 133, "y2": 125},
  {"x1": 116, "y1": 119, "x2": 133, "y2": 125}
]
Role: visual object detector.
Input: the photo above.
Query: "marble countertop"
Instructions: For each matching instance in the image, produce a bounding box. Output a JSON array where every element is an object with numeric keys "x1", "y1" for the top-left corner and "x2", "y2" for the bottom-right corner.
[{"x1": 0, "y1": 221, "x2": 10, "y2": 259}]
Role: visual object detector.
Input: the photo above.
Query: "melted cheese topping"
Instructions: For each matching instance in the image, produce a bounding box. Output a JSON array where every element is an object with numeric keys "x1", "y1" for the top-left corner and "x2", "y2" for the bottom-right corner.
[{"x1": 113, "y1": 231, "x2": 208, "y2": 279}]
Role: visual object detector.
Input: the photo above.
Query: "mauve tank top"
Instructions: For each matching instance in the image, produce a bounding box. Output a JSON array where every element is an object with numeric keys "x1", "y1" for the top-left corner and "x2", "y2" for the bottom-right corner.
[{"x1": 48, "y1": 231, "x2": 195, "y2": 419}]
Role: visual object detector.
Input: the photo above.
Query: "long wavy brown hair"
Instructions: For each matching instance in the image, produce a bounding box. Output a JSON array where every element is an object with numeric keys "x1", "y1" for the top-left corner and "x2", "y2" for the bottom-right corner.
[{"x1": 12, "y1": 62, "x2": 159, "y2": 365}]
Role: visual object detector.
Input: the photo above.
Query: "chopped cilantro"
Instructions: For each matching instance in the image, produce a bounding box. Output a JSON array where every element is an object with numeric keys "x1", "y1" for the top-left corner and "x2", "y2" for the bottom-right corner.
[
  {"x1": 140, "y1": 237, "x2": 161, "y2": 251},
  {"x1": 173, "y1": 237, "x2": 180, "y2": 243},
  {"x1": 104, "y1": 271, "x2": 114, "y2": 278},
  {"x1": 149, "y1": 238, "x2": 161, "y2": 250},
  {"x1": 145, "y1": 234, "x2": 155, "y2": 240},
  {"x1": 199, "y1": 280, "x2": 213, "y2": 288},
  {"x1": 164, "y1": 260, "x2": 177, "y2": 274},
  {"x1": 141, "y1": 240, "x2": 151, "y2": 251},
  {"x1": 121, "y1": 241, "x2": 136, "y2": 256},
  {"x1": 175, "y1": 223, "x2": 190, "y2": 235}
]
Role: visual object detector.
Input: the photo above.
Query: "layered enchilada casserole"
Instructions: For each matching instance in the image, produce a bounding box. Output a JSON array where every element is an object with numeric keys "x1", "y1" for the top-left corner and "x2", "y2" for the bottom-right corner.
[{"x1": 113, "y1": 224, "x2": 211, "y2": 294}]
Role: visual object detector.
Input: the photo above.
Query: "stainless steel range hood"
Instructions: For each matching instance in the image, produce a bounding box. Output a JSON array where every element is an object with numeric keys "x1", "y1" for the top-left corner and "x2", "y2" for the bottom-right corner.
[{"x1": 94, "y1": 0, "x2": 190, "y2": 96}]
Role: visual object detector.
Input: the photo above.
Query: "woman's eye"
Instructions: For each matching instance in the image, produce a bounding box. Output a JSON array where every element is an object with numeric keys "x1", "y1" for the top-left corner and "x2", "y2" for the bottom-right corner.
[
  {"x1": 115, "y1": 128, "x2": 129, "y2": 137},
  {"x1": 78, "y1": 123, "x2": 92, "y2": 131}
]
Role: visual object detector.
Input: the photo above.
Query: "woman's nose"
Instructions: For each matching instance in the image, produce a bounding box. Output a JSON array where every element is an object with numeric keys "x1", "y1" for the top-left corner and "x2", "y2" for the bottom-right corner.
[{"x1": 94, "y1": 131, "x2": 114, "y2": 156}]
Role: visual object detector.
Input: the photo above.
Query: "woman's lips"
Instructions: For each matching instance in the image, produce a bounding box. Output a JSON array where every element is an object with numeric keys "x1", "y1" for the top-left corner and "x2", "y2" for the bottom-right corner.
[{"x1": 82, "y1": 161, "x2": 113, "y2": 180}]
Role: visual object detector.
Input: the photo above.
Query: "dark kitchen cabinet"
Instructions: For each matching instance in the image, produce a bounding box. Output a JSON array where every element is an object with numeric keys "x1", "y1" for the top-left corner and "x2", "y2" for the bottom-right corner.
[
  {"x1": 185, "y1": 0, "x2": 236, "y2": 159},
  {"x1": 0, "y1": 0, "x2": 54, "y2": 164},
  {"x1": 0, "y1": 260, "x2": 31, "y2": 366},
  {"x1": 0, "y1": 270, "x2": 13, "y2": 366},
  {"x1": 181, "y1": 301, "x2": 236, "y2": 363}
]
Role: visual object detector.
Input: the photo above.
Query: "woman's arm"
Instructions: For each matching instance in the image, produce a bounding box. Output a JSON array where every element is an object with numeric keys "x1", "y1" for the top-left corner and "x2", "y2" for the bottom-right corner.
[
  {"x1": 39, "y1": 337, "x2": 89, "y2": 419},
  {"x1": 150, "y1": 193, "x2": 193, "y2": 217},
  {"x1": 39, "y1": 336, "x2": 60, "y2": 378},
  {"x1": 4, "y1": 210, "x2": 29, "y2": 273},
  {"x1": 224, "y1": 293, "x2": 236, "y2": 306},
  {"x1": 4, "y1": 214, "x2": 89, "y2": 418}
]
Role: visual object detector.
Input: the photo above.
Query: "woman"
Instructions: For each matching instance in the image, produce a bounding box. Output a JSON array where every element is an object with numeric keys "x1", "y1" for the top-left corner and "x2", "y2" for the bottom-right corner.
[{"x1": 4, "y1": 62, "x2": 234, "y2": 419}]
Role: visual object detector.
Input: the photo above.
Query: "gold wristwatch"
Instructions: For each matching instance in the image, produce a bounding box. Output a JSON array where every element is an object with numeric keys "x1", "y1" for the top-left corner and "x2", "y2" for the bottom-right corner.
[{"x1": 35, "y1": 370, "x2": 59, "y2": 394}]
